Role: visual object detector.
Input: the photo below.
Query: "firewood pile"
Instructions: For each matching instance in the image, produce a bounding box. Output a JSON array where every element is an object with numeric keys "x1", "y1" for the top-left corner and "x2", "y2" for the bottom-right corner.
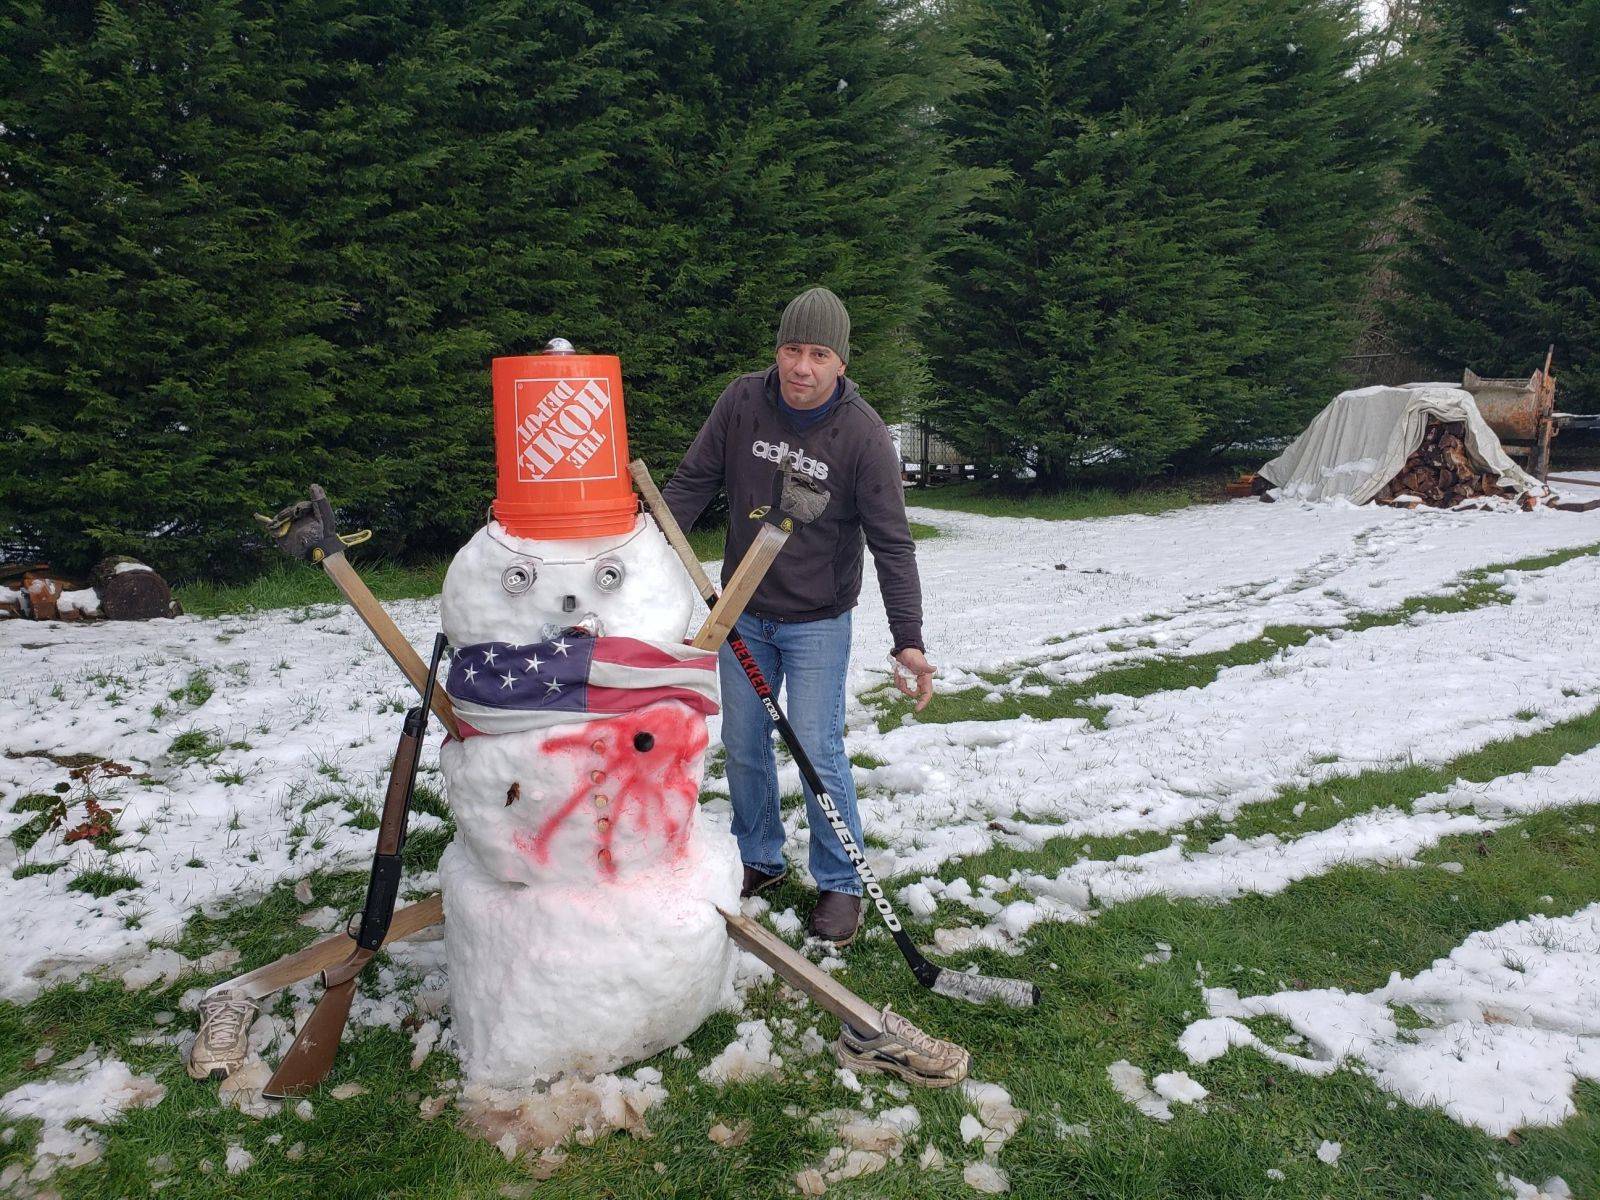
[
  {"x1": 1374, "y1": 421, "x2": 1520, "y2": 508},
  {"x1": 0, "y1": 557, "x2": 181, "y2": 622}
]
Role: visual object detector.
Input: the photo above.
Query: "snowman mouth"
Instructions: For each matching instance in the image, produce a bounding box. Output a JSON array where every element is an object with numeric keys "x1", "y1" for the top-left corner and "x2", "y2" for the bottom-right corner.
[{"x1": 540, "y1": 615, "x2": 606, "y2": 640}]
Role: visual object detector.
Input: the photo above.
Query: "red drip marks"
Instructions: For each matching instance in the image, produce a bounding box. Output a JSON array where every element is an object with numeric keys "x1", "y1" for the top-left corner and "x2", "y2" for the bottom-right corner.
[{"x1": 518, "y1": 702, "x2": 707, "y2": 880}]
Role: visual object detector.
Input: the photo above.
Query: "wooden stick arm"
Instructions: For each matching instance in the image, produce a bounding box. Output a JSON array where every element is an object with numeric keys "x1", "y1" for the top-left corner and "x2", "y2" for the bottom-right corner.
[
  {"x1": 320, "y1": 553, "x2": 461, "y2": 740},
  {"x1": 629, "y1": 460, "x2": 718, "y2": 601},
  {"x1": 718, "y1": 907, "x2": 881, "y2": 1035},
  {"x1": 691, "y1": 525, "x2": 786, "y2": 650}
]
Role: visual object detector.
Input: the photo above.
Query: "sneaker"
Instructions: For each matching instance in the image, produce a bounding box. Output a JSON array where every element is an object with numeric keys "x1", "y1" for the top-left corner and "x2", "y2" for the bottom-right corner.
[
  {"x1": 835, "y1": 1006, "x2": 970, "y2": 1088},
  {"x1": 807, "y1": 890, "x2": 861, "y2": 945},
  {"x1": 740, "y1": 865, "x2": 786, "y2": 899},
  {"x1": 187, "y1": 990, "x2": 260, "y2": 1081}
]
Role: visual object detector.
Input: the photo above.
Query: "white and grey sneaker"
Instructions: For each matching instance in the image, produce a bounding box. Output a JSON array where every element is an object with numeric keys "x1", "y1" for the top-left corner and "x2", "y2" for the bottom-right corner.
[
  {"x1": 835, "y1": 1006, "x2": 969, "y2": 1088},
  {"x1": 187, "y1": 990, "x2": 260, "y2": 1081}
]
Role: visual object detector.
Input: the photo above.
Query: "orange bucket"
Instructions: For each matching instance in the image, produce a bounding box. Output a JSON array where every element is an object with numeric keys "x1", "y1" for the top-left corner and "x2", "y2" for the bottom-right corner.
[{"x1": 491, "y1": 345, "x2": 637, "y2": 540}]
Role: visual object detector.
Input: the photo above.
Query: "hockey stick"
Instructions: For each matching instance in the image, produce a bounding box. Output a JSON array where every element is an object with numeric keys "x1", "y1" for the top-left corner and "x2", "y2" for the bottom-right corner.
[
  {"x1": 264, "y1": 632, "x2": 448, "y2": 1098},
  {"x1": 631, "y1": 459, "x2": 1040, "y2": 1008}
]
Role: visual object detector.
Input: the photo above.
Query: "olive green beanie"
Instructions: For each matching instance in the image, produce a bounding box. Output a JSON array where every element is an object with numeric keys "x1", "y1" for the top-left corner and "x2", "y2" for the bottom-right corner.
[{"x1": 776, "y1": 286, "x2": 850, "y2": 362}]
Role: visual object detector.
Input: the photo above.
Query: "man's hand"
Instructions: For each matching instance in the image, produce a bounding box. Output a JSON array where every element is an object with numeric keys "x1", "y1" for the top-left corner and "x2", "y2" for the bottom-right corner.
[{"x1": 892, "y1": 648, "x2": 936, "y2": 712}]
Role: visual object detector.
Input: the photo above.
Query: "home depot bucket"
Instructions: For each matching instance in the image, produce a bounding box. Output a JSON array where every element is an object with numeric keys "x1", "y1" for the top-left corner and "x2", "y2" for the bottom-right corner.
[{"x1": 491, "y1": 344, "x2": 636, "y2": 540}]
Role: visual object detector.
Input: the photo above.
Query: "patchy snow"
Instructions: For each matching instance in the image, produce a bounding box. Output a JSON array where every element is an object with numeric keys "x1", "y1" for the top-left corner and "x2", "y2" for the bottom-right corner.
[
  {"x1": 1, "y1": 487, "x2": 1598, "y2": 1191},
  {"x1": 892, "y1": 728, "x2": 1600, "y2": 947},
  {"x1": 1107, "y1": 1060, "x2": 1174, "y2": 1121},
  {"x1": 1152, "y1": 1071, "x2": 1207, "y2": 1106},
  {"x1": 3, "y1": 499, "x2": 1597, "y2": 998},
  {"x1": 457, "y1": 1070, "x2": 668, "y2": 1154},
  {"x1": 1179, "y1": 904, "x2": 1600, "y2": 1137},
  {"x1": 698, "y1": 1019, "x2": 783, "y2": 1086},
  {"x1": 0, "y1": 1051, "x2": 166, "y2": 1180},
  {"x1": 1499, "y1": 1173, "x2": 1572, "y2": 1199}
]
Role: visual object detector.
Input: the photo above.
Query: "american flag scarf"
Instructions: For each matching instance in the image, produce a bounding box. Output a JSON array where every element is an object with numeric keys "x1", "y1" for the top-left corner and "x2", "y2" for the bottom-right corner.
[{"x1": 445, "y1": 631, "x2": 719, "y2": 736}]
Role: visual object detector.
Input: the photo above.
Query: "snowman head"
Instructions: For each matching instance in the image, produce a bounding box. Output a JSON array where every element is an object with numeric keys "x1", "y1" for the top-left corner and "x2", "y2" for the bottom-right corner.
[{"x1": 440, "y1": 514, "x2": 695, "y2": 649}]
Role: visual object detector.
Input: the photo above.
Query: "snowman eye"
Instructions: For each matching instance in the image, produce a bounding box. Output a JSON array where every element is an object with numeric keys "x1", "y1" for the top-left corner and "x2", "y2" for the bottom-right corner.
[
  {"x1": 501, "y1": 561, "x2": 538, "y2": 595},
  {"x1": 594, "y1": 559, "x2": 625, "y2": 592}
]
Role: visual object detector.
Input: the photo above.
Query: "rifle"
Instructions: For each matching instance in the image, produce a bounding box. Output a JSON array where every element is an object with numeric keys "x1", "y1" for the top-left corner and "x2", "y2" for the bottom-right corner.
[{"x1": 263, "y1": 631, "x2": 449, "y2": 1098}]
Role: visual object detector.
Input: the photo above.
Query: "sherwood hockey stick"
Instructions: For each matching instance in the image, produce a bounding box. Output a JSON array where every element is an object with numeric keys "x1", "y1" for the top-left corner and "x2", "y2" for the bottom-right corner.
[
  {"x1": 263, "y1": 632, "x2": 448, "y2": 1099},
  {"x1": 205, "y1": 487, "x2": 969, "y2": 1082},
  {"x1": 630, "y1": 459, "x2": 1040, "y2": 1009}
]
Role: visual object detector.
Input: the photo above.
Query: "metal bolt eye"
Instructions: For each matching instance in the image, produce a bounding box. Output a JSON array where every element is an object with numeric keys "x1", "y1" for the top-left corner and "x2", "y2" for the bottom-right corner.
[
  {"x1": 501, "y1": 561, "x2": 537, "y2": 595},
  {"x1": 594, "y1": 559, "x2": 625, "y2": 592}
]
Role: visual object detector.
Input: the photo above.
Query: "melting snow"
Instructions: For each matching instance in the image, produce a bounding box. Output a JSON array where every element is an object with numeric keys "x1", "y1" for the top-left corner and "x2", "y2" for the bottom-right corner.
[{"x1": 1179, "y1": 904, "x2": 1600, "y2": 1136}]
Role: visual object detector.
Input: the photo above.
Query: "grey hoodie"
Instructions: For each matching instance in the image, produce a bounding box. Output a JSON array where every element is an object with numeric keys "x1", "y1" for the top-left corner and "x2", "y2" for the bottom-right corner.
[{"x1": 662, "y1": 367, "x2": 924, "y2": 653}]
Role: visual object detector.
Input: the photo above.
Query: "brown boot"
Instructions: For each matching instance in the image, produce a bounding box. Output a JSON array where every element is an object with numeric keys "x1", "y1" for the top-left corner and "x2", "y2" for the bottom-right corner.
[
  {"x1": 740, "y1": 865, "x2": 786, "y2": 899},
  {"x1": 808, "y1": 891, "x2": 862, "y2": 945}
]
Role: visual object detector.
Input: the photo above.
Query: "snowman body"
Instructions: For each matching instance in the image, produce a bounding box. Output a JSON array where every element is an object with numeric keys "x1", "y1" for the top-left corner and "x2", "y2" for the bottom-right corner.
[{"x1": 438, "y1": 516, "x2": 740, "y2": 1085}]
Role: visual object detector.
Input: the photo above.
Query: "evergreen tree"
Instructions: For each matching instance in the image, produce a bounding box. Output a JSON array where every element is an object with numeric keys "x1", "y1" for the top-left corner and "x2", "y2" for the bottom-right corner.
[
  {"x1": 925, "y1": 0, "x2": 1424, "y2": 484},
  {"x1": 0, "y1": 0, "x2": 345, "y2": 576},
  {"x1": 1391, "y1": 0, "x2": 1599, "y2": 411},
  {"x1": 2, "y1": 0, "x2": 977, "y2": 577}
]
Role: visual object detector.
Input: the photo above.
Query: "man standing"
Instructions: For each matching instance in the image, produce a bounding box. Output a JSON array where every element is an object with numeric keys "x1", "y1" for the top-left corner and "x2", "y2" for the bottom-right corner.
[{"x1": 663, "y1": 286, "x2": 935, "y2": 944}]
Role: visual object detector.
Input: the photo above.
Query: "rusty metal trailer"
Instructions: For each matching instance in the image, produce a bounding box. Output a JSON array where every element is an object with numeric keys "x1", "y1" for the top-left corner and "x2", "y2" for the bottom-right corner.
[{"x1": 1462, "y1": 345, "x2": 1561, "y2": 481}]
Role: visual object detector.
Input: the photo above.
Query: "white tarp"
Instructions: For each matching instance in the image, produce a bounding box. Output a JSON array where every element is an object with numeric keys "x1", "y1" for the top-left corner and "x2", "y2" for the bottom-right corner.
[{"x1": 1259, "y1": 385, "x2": 1539, "y2": 504}]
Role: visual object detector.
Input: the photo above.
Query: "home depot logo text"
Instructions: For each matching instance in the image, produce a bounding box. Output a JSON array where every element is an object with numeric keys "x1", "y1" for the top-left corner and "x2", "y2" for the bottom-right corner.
[{"x1": 515, "y1": 378, "x2": 615, "y2": 481}]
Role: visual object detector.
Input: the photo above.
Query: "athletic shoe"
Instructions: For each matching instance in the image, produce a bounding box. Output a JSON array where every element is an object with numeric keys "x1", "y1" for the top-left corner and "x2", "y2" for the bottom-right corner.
[
  {"x1": 187, "y1": 990, "x2": 260, "y2": 1081},
  {"x1": 835, "y1": 1006, "x2": 969, "y2": 1088}
]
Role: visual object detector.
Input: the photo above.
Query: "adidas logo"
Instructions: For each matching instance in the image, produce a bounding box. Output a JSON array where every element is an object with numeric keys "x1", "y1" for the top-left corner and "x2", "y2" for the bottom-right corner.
[{"x1": 751, "y1": 439, "x2": 831, "y2": 481}]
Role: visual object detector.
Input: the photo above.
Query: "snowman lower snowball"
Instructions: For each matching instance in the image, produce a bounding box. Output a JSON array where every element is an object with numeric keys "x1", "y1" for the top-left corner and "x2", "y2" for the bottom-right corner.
[{"x1": 436, "y1": 347, "x2": 740, "y2": 1086}]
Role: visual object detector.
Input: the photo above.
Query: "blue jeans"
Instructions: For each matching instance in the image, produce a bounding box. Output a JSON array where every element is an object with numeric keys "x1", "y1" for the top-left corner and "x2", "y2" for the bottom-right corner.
[{"x1": 718, "y1": 610, "x2": 864, "y2": 896}]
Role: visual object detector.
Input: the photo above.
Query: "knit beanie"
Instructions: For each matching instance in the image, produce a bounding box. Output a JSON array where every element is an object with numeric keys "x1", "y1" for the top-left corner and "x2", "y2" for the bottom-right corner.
[{"x1": 776, "y1": 287, "x2": 851, "y2": 362}]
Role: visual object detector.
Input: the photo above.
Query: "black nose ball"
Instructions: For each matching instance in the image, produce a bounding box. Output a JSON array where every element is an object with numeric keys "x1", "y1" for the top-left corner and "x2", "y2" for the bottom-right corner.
[{"x1": 633, "y1": 731, "x2": 655, "y2": 752}]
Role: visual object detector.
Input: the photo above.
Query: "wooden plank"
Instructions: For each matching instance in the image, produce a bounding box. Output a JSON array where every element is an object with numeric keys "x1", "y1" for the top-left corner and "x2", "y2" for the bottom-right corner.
[
  {"x1": 629, "y1": 460, "x2": 718, "y2": 600},
  {"x1": 216, "y1": 894, "x2": 445, "y2": 1001},
  {"x1": 692, "y1": 525, "x2": 786, "y2": 650},
  {"x1": 718, "y1": 908, "x2": 881, "y2": 1035},
  {"x1": 321, "y1": 553, "x2": 461, "y2": 739}
]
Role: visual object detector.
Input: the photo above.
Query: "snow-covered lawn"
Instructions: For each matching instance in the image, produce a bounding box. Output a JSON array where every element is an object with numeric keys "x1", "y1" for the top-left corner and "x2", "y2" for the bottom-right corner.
[{"x1": 3, "y1": 488, "x2": 1599, "y2": 1196}]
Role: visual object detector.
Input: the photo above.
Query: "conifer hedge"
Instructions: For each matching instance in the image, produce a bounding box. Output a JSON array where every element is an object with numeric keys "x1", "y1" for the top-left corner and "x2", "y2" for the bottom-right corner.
[
  {"x1": 1, "y1": 0, "x2": 973, "y2": 578},
  {"x1": 1391, "y1": 0, "x2": 1599, "y2": 412},
  {"x1": 923, "y1": 0, "x2": 1426, "y2": 484}
]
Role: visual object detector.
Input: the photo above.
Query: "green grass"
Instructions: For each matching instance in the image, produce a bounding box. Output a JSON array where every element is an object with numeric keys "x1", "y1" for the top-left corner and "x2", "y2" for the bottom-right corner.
[
  {"x1": 168, "y1": 730, "x2": 225, "y2": 763},
  {"x1": 902, "y1": 478, "x2": 1221, "y2": 522},
  {"x1": 168, "y1": 669, "x2": 215, "y2": 709},
  {"x1": 176, "y1": 560, "x2": 450, "y2": 619},
  {"x1": 65, "y1": 869, "x2": 141, "y2": 898},
  {"x1": 2, "y1": 800, "x2": 1591, "y2": 1198}
]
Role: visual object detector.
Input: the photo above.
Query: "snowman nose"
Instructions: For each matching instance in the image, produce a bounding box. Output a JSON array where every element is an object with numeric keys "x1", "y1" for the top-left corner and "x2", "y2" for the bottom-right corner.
[{"x1": 562, "y1": 595, "x2": 577, "y2": 612}]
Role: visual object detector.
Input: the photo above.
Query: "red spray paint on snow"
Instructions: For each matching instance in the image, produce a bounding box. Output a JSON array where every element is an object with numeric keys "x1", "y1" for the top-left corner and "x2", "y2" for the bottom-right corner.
[{"x1": 512, "y1": 702, "x2": 708, "y2": 880}]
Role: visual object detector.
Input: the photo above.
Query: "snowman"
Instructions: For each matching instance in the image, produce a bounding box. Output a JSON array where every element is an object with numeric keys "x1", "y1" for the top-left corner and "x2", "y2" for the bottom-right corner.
[{"x1": 436, "y1": 342, "x2": 741, "y2": 1086}]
